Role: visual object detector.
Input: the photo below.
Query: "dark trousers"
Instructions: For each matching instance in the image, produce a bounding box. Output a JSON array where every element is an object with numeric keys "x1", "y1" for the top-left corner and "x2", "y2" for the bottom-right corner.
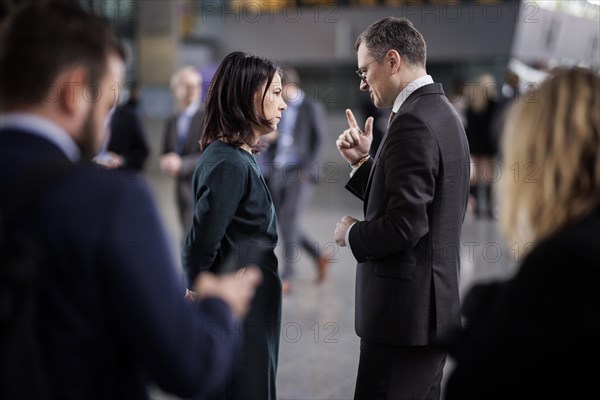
[
  {"x1": 269, "y1": 168, "x2": 320, "y2": 280},
  {"x1": 355, "y1": 339, "x2": 446, "y2": 400}
]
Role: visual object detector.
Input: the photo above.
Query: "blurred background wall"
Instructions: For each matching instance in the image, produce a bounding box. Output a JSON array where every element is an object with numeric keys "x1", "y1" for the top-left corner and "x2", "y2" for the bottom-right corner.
[{"x1": 2, "y1": 0, "x2": 597, "y2": 141}]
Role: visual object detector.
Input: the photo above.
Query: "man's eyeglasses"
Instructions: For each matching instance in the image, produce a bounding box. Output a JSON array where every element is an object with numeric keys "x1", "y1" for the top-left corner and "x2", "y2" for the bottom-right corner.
[{"x1": 356, "y1": 52, "x2": 387, "y2": 83}]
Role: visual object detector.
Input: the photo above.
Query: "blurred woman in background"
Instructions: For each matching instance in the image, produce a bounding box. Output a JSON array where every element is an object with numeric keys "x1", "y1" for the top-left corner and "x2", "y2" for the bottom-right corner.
[
  {"x1": 465, "y1": 73, "x2": 498, "y2": 218},
  {"x1": 446, "y1": 67, "x2": 600, "y2": 399}
]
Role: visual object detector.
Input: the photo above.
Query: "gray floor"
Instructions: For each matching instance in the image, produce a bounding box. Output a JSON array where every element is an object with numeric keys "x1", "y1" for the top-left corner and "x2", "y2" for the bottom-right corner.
[{"x1": 144, "y1": 116, "x2": 516, "y2": 400}]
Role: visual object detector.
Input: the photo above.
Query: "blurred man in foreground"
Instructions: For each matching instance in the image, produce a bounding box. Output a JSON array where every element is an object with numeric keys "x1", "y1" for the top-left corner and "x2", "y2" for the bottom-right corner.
[{"x1": 0, "y1": 3, "x2": 260, "y2": 399}]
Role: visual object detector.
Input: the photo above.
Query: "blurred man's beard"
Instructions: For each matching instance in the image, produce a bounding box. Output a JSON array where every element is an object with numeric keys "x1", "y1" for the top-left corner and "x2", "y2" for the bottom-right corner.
[{"x1": 78, "y1": 106, "x2": 99, "y2": 161}]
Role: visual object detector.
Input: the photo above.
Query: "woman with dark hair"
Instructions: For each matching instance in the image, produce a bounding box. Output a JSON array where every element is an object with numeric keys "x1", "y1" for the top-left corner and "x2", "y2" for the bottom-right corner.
[{"x1": 182, "y1": 51, "x2": 287, "y2": 400}]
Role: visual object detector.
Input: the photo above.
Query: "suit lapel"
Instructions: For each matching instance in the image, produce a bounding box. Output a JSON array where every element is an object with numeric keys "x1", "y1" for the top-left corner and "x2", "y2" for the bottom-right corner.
[
  {"x1": 362, "y1": 114, "x2": 392, "y2": 215},
  {"x1": 362, "y1": 83, "x2": 443, "y2": 208},
  {"x1": 365, "y1": 111, "x2": 397, "y2": 193}
]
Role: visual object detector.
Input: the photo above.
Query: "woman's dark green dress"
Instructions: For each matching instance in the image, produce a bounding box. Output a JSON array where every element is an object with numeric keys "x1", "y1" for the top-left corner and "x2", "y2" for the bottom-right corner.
[{"x1": 182, "y1": 140, "x2": 281, "y2": 400}]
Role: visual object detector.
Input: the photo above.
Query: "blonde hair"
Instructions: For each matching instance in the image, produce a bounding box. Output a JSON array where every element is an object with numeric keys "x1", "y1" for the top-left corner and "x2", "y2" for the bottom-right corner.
[{"x1": 500, "y1": 67, "x2": 600, "y2": 247}]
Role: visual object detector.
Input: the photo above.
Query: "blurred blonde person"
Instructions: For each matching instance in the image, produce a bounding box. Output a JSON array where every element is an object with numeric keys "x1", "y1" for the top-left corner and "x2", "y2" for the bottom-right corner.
[{"x1": 446, "y1": 67, "x2": 600, "y2": 399}]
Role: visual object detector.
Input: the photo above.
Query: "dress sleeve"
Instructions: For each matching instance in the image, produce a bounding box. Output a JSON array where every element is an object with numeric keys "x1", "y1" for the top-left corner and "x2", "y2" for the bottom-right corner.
[{"x1": 182, "y1": 157, "x2": 248, "y2": 282}]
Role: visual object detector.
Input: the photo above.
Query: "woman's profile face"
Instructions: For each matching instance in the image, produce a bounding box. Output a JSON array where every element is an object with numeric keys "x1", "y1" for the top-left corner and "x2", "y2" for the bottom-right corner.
[{"x1": 254, "y1": 72, "x2": 287, "y2": 136}]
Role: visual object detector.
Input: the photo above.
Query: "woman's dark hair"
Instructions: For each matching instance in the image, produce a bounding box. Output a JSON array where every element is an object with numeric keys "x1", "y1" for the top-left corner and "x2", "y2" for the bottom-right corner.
[{"x1": 200, "y1": 51, "x2": 281, "y2": 153}]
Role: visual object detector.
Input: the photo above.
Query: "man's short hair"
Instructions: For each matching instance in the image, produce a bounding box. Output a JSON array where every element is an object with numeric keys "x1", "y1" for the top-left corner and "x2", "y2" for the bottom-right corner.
[
  {"x1": 354, "y1": 17, "x2": 426, "y2": 69},
  {"x1": 0, "y1": 2, "x2": 125, "y2": 110}
]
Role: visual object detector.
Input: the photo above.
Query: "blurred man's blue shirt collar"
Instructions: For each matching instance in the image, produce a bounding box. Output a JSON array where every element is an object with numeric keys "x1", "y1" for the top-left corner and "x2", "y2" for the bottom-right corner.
[{"x1": 0, "y1": 112, "x2": 81, "y2": 162}]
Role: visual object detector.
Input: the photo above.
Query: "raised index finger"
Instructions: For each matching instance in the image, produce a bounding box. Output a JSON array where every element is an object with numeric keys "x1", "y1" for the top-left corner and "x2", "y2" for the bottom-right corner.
[{"x1": 345, "y1": 109, "x2": 359, "y2": 129}]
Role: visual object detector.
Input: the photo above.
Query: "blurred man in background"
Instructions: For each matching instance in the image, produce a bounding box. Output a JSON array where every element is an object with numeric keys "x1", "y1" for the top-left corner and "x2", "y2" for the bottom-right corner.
[
  {"x1": 258, "y1": 67, "x2": 330, "y2": 294},
  {"x1": 160, "y1": 66, "x2": 204, "y2": 235},
  {"x1": 95, "y1": 92, "x2": 150, "y2": 172}
]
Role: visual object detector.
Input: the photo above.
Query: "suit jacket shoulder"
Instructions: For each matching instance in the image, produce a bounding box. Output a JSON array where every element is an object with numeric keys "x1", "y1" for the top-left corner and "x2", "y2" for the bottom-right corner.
[{"x1": 0, "y1": 129, "x2": 238, "y2": 398}]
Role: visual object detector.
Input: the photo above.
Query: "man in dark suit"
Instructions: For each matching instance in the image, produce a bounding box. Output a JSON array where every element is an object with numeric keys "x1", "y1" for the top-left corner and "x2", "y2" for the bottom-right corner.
[
  {"x1": 95, "y1": 102, "x2": 149, "y2": 172},
  {"x1": 160, "y1": 66, "x2": 204, "y2": 235},
  {"x1": 258, "y1": 68, "x2": 329, "y2": 294},
  {"x1": 333, "y1": 17, "x2": 470, "y2": 399},
  {"x1": 0, "y1": 3, "x2": 260, "y2": 399}
]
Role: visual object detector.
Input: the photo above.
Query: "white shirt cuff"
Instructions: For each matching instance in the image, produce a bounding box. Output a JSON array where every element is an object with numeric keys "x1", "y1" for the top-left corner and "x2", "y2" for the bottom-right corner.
[
  {"x1": 345, "y1": 222, "x2": 357, "y2": 251},
  {"x1": 349, "y1": 167, "x2": 358, "y2": 178}
]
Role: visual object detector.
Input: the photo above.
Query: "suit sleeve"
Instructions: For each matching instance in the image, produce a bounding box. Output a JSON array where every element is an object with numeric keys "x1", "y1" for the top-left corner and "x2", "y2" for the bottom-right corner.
[
  {"x1": 348, "y1": 112, "x2": 438, "y2": 262},
  {"x1": 102, "y1": 177, "x2": 237, "y2": 398},
  {"x1": 181, "y1": 159, "x2": 248, "y2": 282},
  {"x1": 162, "y1": 117, "x2": 175, "y2": 154},
  {"x1": 345, "y1": 158, "x2": 374, "y2": 200},
  {"x1": 123, "y1": 110, "x2": 149, "y2": 171}
]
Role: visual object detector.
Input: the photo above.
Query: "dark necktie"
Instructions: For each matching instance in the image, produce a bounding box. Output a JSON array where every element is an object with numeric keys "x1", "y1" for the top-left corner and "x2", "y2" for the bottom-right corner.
[{"x1": 387, "y1": 111, "x2": 397, "y2": 129}]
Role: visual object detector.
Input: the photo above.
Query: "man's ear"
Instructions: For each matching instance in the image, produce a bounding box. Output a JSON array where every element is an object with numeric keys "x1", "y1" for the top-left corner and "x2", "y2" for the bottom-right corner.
[
  {"x1": 57, "y1": 66, "x2": 90, "y2": 119},
  {"x1": 388, "y1": 50, "x2": 402, "y2": 75}
]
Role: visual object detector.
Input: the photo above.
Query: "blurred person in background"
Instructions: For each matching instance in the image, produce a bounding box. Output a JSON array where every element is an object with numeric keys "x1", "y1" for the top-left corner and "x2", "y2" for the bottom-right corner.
[
  {"x1": 95, "y1": 93, "x2": 150, "y2": 172},
  {"x1": 160, "y1": 66, "x2": 203, "y2": 235},
  {"x1": 123, "y1": 81, "x2": 144, "y2": 116},
  {"x1": 448, "y1": 77, "x2": 468, "y2": 128},
  {"x1": 333, "y1": 17, "x2": 470, "y2": 400},
  {"x1": 258, "y1": 67, "x2": 330, "y2": 295},
  {"x1": 182, "y1": 51, "x2": 286, "y2": 400},
  {"x1": 0, "y1": 3, "x2": 261, "y2": 399},
  {"x1": 491, "y1": 68, "x2": 520, "y2": 161},
  {"x1": 445, "y1": 67, "x2": 600, "y2": 399},
  {"x1": 465, "y1": 73, "x2": 499, "y2": 218}
]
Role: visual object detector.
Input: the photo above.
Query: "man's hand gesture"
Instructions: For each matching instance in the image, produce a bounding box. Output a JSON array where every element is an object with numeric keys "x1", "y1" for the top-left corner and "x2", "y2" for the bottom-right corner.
[{"x1": 336, "y1": 109, "x2": 373, "y2": 165}]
